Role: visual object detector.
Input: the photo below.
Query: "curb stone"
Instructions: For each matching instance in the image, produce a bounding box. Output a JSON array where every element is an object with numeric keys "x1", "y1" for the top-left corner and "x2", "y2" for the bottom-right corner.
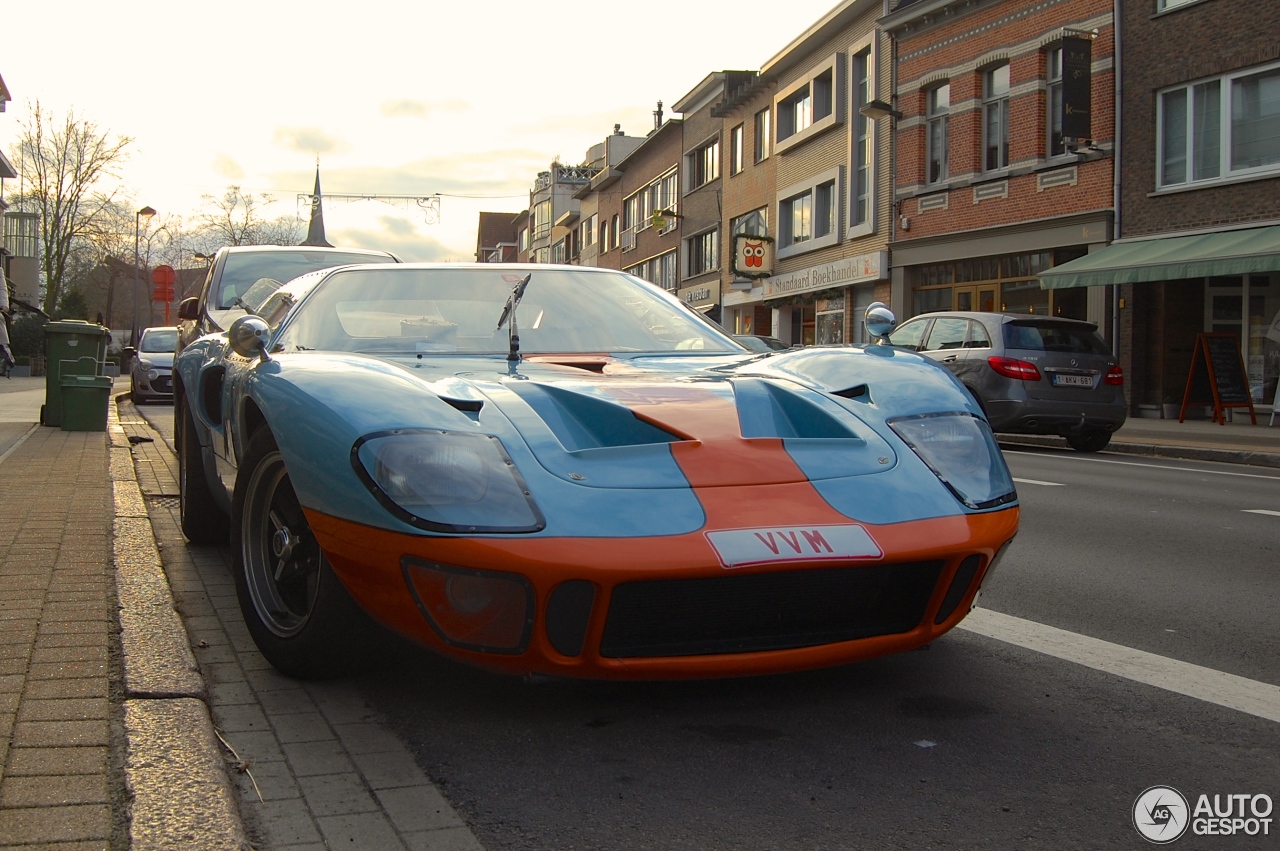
[{"x1": 109, "y1": 395, "x2": 251, "y2": 849}]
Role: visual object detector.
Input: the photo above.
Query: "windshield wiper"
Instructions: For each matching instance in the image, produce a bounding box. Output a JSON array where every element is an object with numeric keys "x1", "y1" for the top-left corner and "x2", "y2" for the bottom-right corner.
[
  {"x1": 495, "y1": 273, "x2": 532, "y2": 364},
  {"x1": 231, "y1": 296, "x2": 259, "y2": 316}
]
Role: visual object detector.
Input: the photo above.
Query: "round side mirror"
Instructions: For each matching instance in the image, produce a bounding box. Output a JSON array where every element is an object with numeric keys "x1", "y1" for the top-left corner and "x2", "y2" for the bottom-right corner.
[
  {"x1": 228, "y1": 315, "x2": 272, "y2": 361},
  {"x1": 865, "y1": 302, "x2": 897, "y2": 342}
]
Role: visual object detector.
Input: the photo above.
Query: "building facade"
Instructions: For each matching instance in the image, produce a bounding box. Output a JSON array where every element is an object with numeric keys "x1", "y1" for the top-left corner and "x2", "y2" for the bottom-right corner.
[
  {"x1": 882, "y1": 0, "x2": 1117, "y2": 337},
  {"x1": 616, "y1": 114, "x2": 684, "y2": 292}
]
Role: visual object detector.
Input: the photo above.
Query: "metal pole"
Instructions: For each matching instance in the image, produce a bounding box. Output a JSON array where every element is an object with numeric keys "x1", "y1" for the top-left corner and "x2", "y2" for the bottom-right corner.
[{"x1": 132, "y1": 211, "x2": 140, "y2": 342}]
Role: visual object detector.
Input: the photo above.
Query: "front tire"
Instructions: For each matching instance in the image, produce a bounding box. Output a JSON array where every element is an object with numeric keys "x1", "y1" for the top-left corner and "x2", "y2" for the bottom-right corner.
[
  {"x1": 178, "y1": 400, "x2": 229, "y2": 544},
  {"x1": 231, "y1": 428, "x2": 382, "y2": 679},
  {"x1": 1065, "y1": 429, "x2": 1112, "y2": 452}
]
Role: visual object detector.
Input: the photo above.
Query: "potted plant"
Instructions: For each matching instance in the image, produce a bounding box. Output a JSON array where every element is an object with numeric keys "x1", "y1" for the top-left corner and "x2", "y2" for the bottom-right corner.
[{"x1": 1162, "y1": 395, "x2": 1181, "y2": 419}]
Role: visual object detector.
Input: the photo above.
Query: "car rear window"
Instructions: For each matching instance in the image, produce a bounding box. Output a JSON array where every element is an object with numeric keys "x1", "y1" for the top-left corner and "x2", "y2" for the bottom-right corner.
[
  {"x1": 1003, "y1": 322, "x2": 1109, "y2": 355},
  {"x1": 216, "y1": 251, "x2": 397, "y2": 308}
]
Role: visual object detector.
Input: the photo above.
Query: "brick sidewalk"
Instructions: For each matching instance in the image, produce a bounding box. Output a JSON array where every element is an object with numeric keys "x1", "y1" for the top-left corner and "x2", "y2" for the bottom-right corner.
[{"x1": 0, "y1": 426, "x2": 125, "y2": 848}]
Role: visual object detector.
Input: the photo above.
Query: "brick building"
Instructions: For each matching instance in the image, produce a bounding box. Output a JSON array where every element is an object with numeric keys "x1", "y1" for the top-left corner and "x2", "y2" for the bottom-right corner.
[
  {"x1": 882, "y1": 0, "x2": 1117, "y2": 337},
  {"x1": 616, "y1": 111, "x2": 684, "y2": 292},
  {"x1": 1041, "y1": 0, "x2": 1280, "y2": 417},
  {"x1": 474, "y1": 211, "x2": 519, "y2": 263}
]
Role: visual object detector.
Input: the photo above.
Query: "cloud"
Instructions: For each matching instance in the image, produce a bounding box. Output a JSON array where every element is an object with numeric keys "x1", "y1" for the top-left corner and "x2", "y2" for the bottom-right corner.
[
  {"x1": 272, "y1": 126, "x2": 347, "y2": 155},
  {"x1": 212, "y1": 153, "x2": 244, "y2": 180},
  {"x1": 328, "y1": 219, "x2": 461, "y2": 262},
  {"x1": 267, "y1": 148, "x2": 545, "y2": 201},
  {"x1": 379, "y1": 98, "x2": 469, "y2": 119}
]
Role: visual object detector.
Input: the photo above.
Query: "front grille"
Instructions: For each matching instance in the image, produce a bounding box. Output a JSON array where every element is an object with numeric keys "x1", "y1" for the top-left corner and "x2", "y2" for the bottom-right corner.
[
  {"x1": 151, "y1": 376, "x2": 173, "y2": 393},
  {"x1": 599, "y1": 561, "x2": 943, "y2": 658}
]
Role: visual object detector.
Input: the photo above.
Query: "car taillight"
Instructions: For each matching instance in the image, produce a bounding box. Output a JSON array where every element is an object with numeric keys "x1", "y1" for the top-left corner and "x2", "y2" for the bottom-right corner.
[
  {"x1": 1104, "y1": 365, "x2": 1124, "y2": 385},
  {"x1": 987, "y1": 356, "x2": 1041, "y2": 381}
]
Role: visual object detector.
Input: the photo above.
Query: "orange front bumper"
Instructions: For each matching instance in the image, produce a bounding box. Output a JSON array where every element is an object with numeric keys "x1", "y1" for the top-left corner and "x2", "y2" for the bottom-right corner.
[{"x1": 307, "y1": 497, "x2": 1019, "y2": 680}]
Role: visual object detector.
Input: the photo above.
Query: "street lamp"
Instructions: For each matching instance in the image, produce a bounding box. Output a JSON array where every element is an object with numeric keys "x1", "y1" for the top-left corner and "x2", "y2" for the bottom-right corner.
[{"x1": 132, "y1": 205, "x2": 156, "y2": 342}]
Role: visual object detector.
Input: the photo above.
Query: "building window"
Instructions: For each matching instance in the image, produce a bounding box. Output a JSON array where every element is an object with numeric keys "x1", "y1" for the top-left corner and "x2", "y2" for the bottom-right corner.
[
  {"x1": 533, "y1": 200, "x2": 553, "y2": 241},
  {"x1": 687, "y1": 140, "x2": 720, "y2": 190},
  {"x1": 611, "y1": 215, "x2": 620, "y2": 249},
  {"x1": 1158, "y1": 62, "x2": 1280, "y2": 188},
  {"x1": 927, "y1": 84, "x2": 950, "y2": 183},
  {"x1": 731, "y1": 207, "x2": 768, "y2": 237},
  {"x1": 1158, "y1": 0, "x2": 1198, "y2": 9},
  {"x1": 1046, "y1": 47, "x2": 1065, "y2": 157},
  {"x1": 599, "y1": 218, "x2": 610, "y2": 250},
  {"x1": 851, "y1": 48, "x2": 872, "y2": 230},
  {"x1": 774, "y1": 55, "x2": 841, "y2": 153},
  {"x1": 625, "y1": 250, "x2": 678, "y2": 291},
  {"x1": 754, "y1": 108, "x2": 771, "y2": 162},
  {"x1": 729, "y1": 124, "x2": 744, "y2": 175},
  {"x1": 776, "y1": 167, "x2": 840, "y2": 258},
  {"x1": 519, "y1": 228, "x2": 529, "y2": 251},
  {"x1": 983, "y1": 63, "x2": 1011, "y2": 172},
  {"x1": 686, "y1": 230, "x2": 718, "y2": 277}
]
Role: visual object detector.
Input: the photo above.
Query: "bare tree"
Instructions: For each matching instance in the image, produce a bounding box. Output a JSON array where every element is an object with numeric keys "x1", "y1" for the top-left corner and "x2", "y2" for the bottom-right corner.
[
  {"x1": 196, "y1": 186, "x2": 302, "y2": 247},
  {"x1": 12, "y1": 101, "x2": 133, "y2": 314}
]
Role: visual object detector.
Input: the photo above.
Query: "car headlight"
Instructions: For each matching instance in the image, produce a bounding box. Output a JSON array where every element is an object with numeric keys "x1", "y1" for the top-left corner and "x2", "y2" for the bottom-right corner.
[
  {"x1": 888, "y1": 413, "x2": 1017, "y2": 510},
  {"x1": 147, "y1": 369, "x2": 160, "y2": 381},
  {"x1": 138, "y1": 359, "x2": 154, "y2": 371},
  {"x1": 352, "y1": 429, "x2": 545, "y2": 533}
]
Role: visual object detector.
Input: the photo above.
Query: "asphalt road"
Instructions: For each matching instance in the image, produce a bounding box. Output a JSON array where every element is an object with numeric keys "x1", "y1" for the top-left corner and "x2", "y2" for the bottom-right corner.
[{"x1": 133, "y1": 403, "x2": 1279, "y2": 848}]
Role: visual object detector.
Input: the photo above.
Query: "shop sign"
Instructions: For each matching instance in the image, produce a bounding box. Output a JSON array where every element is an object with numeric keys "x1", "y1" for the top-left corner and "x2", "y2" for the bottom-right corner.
[
  {"x1": 680, "y1": 284, "x2": 718, "y2": 307},
  {"x1": 762, "y1": 251, "x2": 886, "y2": 299},
  {"x1": 1062, "y1": 35, "x2": 1092, "y2": 140},
  {"x1": 733, "y1": 234, "x2": 775, "y2": 279}
]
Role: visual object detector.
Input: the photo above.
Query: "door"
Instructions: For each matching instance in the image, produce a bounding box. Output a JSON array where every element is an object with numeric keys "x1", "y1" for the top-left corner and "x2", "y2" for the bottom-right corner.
[{"x1": 953, "y1": 286, "x2": 997, "y2": 312}]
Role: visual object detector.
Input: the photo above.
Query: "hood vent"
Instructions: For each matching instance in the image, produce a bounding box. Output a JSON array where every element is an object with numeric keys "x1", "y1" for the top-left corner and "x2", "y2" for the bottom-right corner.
[
  {"x1": 506, "y1": 382, "x2": 683, "y2": 451},
  {"x1": 734, "y1": 378, "x2": 861, "y2": 440}
]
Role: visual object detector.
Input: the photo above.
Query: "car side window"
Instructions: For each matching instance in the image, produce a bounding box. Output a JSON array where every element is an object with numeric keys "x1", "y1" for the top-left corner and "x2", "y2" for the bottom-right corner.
[
  {"x1": 922, "y1": 317, "x2": 969, "y2": 351},
  {"x1": 966, "y1": 320, "x2": 991, "y2": 348},
  {"x1": 888, "y1": 318, "x2": 929, "y2": 351}
]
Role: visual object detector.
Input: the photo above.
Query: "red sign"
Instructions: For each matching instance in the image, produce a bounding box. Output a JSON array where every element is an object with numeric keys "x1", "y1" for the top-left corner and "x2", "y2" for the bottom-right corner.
[{"x1": 151, "y1": 265, "x2": 176, "y2": 286}]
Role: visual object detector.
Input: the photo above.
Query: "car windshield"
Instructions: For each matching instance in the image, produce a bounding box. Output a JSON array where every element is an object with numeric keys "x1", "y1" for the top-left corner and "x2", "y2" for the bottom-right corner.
[
  {"x1": 275, "y1": 267, "x2": 741, "y2": 356},
  {"x1": 216, "y1": 250, "x2": 396, "y2": 309},
  {"x1": 139, "y1": 329, "x2": 178, "y2": 353},
  {"x1": 1003, "y1": 321, "x2": 1110, "y2": 355}
]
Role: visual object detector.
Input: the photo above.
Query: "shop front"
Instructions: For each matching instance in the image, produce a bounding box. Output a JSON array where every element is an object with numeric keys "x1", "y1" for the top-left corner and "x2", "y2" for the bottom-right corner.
[
  {"x1": 1040, "y1": 225, "x2": 1280, "y2": 415},
  {"x1": 762, "y1": 252, "x2": 888, "y2": 347}
]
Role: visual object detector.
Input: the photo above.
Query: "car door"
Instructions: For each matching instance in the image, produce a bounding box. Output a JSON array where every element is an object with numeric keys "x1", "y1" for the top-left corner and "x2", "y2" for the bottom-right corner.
[
  {"x1": 886, "y1": 316, "x2": 932, "y2": 351},
  {"x1": 917, "y1": 316, "x2": 971, "y2": 377}
]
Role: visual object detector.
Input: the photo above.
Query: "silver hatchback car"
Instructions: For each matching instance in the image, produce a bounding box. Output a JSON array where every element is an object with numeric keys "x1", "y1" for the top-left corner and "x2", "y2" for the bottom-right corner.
[{"x1": 887, "y1": 312, "x2": 1126, "y2": 452}]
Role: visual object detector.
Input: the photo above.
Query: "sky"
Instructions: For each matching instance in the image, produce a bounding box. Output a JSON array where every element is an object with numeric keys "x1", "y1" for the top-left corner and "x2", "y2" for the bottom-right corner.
[{"x1": 1, "y1": 0, "x2": 845, "y2": 264}]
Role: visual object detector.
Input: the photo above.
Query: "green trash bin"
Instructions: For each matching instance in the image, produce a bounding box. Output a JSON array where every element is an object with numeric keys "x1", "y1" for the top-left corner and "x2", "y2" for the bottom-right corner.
[
  {"x1": 42, "y1": 320, "x2": 110, "y2": 427},
  {"x1": 59, "y1": 375, "x2": 113, "y2": 432}
]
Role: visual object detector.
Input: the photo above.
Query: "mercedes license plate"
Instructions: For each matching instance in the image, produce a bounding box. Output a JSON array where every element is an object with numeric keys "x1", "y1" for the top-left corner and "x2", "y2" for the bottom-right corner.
[{"x1": 1053, "y1": 374, "x2": 1093, "y2": 387}]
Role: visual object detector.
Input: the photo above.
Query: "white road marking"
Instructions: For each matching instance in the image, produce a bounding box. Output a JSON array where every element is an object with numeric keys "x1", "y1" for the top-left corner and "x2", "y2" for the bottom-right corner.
[
  {"x1": 959, "y1": 608, "x2": 1280, "y2": 724},
  {"x1": 1015, "y1": 452, "x2": 1280, "y2": 481},
  {"x1": 1242, "y1": 509, "x2": 1280, "y2": 517},
  {"x1": 1012, "y1": 477, "x2": 1064, "y2": 487}
]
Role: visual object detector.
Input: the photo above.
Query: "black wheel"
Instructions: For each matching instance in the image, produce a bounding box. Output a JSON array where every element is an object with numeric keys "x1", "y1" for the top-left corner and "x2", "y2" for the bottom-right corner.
[
  {"x1": 231, "y1": 428, "x2": 383, "y2": 678},
  {"x1": 178, "y1": 400, "x2": 229, "y2": 544},
  {"x1": 130, "y1": 385, "x2": 143, "y2": 405},
  {"x1": 1065, "y1": 429, "x2": 1111, "y2": 452}
]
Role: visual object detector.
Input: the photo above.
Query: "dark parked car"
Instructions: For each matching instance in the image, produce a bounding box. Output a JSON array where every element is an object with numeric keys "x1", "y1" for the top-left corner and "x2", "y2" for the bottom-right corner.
[
  {"x1": 887, "y1": 311, "x2": 1126, "y2": 452},
  {"x1": 177, "y1": 245, "x2": 400, "y2": 352},
  {"x1": 734, "y1": 334, "x2": 792, "y2": 352},
  {"x1": 125, "y1": 326, "x2": 178, "y2": 404}
]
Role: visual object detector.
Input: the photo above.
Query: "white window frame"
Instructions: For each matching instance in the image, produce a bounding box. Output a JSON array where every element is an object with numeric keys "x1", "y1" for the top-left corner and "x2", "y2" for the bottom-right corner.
[
  {"x1": 684, "y1": 228, "x2": 719, "y2": 278},
  {"x1": 731, "y1": 207, "x2": 768, "y2": 237},
  {"x1": 776, "y1": 166, "x2": 842, "y2": 259},
  {"x1": 685, "y1": 138, "x2": 720, "y2": 191},
  {"x1": 729, "y1": 124, "x2": 744, "y2": 175},
  {"x1": 926, "y1": 83, "x2": 950, "y2": 184},
  {"x1": 848, "y1": 39, "x2": 875, "y2": 239},
  {"x1": 1156, "y1": 60, "x2": 1280, "y2": 190},
  {"x1": 754, "y1": 108, "x2": 772, "y2": 162},
  {"x1": 774, "y1": 53, "x2": 844, "y2": 155},
  {"x1": 983, "y1": 63, "x2": 1011, "y2": 173}
]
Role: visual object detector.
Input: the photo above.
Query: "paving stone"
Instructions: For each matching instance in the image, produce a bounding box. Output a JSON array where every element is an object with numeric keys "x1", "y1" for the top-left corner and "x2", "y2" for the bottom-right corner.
[
  {"x1": 22, "y1": 678, "x2": 107, "y2": 700},
  {"x1": 0, "y1": 773, "x2": 110, "y2": 807},
  {"x1": 282, "y1": 740, "x2": 355, "y2": 778},
  {"x1": 315, "y1": 811, "x2": 408, "y2": 851},
  {"x1": 351, "y1": 748, "x2": 430, "y2": 791},
  {"x1": 0, "y1": 803, "x2": 110, "y2": 844},
  {"x1": 401, "y1": 827, "x2": 488, "y2": 851},
  {"x1": 242, "y1": 797, "x2": 324, "y2": 847},
  {"x1": 376, "y1": 785, "x2": 467, "y2": 832},
  {"x1": 256, "y1": 687, "x2": 318, "y2": 716},
  {"x1": 211, "y1": 702, "x2": 271, "y2": 734},
  {"x1": 5, "y1": 746, "x2": 108, "y2": 776},
  {"x1": 333, "y1": 721, "x2": 410, "y2": 755},
  {"x1": 297, "y1": 772, "x2": 380, "y2": 816},
  {"x1": 229, "y1": 757, "x2": 303, "y2": 802},
  {"x1": 30, "y1": 644, "x2": 109, "y2": 664},
  {"x1": 16, "y1": 697, "x2": 109, "y2": 722},
  {"x1": 11, "y1": 718, "x2": 109, "y2": 748}
]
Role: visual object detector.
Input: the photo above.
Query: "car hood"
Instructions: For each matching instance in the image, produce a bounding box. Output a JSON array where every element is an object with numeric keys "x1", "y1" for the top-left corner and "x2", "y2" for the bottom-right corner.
[{"x1": 139, "y1": 351, "x2": 174, "y2": 368}]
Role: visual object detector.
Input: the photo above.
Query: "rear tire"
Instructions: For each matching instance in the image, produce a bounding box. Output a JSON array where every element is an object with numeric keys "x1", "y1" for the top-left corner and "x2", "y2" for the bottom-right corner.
[
  {"x1": 130, "y1": 386, "x2": 143, "y2": 405},
  {"x1": 178, "y1": 400, "x2": 230, "y2": 544},
  {"x1": 1065, "y1": 429, "x2": 1111, "y2": 452},
  {"x1": 231, "y1": 428, "x2": 384, "y2": 679}
]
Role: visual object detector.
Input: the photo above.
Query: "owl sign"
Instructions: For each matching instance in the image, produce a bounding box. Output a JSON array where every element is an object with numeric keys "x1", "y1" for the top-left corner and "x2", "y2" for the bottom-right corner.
[{"x1": 733, "y1": 234, "x2": 775, "y2": 279}]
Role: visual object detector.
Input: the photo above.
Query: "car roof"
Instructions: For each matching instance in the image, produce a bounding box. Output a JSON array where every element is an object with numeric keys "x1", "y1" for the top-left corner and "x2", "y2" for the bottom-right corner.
[
  {"x1": 219, "y1": 245, "x2": 397, "y2": 258},
  {"x1": 907, "y1": 311, "x2": 1097, "y2": 328}
]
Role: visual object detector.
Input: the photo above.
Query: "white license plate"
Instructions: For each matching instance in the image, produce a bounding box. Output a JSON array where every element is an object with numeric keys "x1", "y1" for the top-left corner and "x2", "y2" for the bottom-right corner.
[
  {"x1": 1053, "y1": 374, "x2": 1093, "y2": 387},
  {"x1": 706, "y1": 525, "x2": 882, "y2": 569}
]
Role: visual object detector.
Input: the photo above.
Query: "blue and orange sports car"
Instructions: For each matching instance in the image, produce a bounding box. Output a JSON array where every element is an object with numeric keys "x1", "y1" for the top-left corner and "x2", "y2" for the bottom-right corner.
[{"x1": 174, "y1": 264, "x2": 1018, "y2": 679}]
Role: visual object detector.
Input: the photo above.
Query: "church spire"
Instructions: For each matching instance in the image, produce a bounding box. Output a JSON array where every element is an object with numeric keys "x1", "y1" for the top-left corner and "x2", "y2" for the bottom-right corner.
[{"x1": 302, "y1": 160, "x2": 332, "y2": 247}]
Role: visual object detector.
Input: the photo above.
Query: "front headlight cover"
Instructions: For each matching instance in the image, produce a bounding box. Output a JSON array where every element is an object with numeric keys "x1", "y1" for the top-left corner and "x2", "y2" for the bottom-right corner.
[
  {"x1": 888, "y1": 413, "x2": 1017, "y2": 510},
  {"x1": 353, "y1": 429, "x2": 545, "y2": 533}
]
